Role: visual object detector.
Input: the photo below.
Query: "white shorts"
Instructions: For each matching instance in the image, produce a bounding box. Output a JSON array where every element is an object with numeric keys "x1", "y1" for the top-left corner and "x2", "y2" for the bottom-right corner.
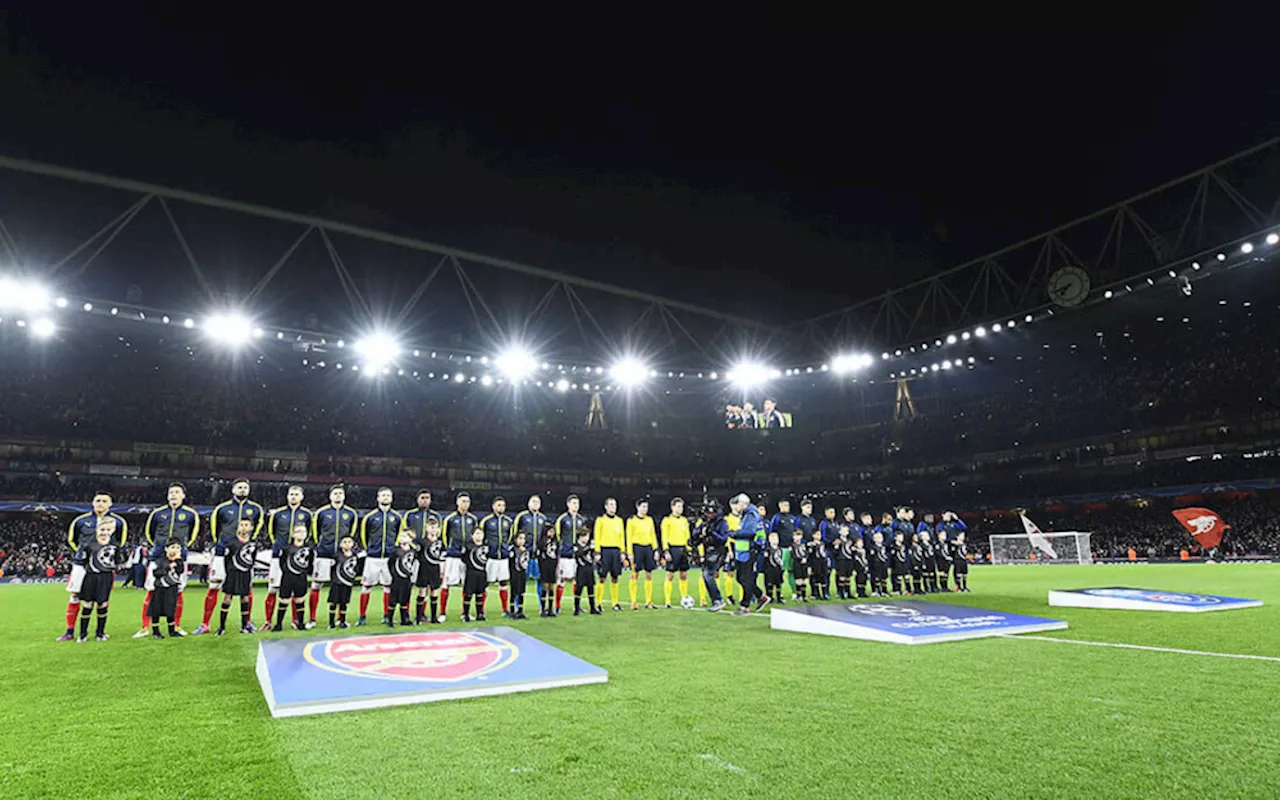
[
  {"x1": 267, "y1": 557, "x2": 282, "y2": 590},
  {"x1": 312, "y1": 557, "x2": 334, "y2": 584},
  {"x1": 362, "y1": 557, "x2": 391, "y2": 586},
  {"x1": 208, "y1": 555, "x2": 226, "y2": 585},
  {"x1": 66, "y1": 563, "x2": 86, "y2": 594},
  {"x1": 444, "y1": 557, "x2": 466, "y2": 587},
  {"x1": 558, "y1": 557, "x2": 577, "y2": 580},
  {"x1": 486, "y1": 558, "x2": 511, "y2": 582}
]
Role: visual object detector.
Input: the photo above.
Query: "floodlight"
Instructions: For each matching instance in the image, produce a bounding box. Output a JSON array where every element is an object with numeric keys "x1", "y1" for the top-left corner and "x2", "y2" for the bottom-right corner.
[
  {"x1": 726, "y1": 362, "x2": 770, "y2": 389},
  {"x1": 30, "y1": 318, "x2": 56, "y2": 338},
  {"x1": 204, "y1": 313, "x2": 253, "y2": 346},
  {"x1": 353, "y1": 331, "x2": 401, "y2": 368},
  {"x1": 610, "y1": 357, "x2": 649, "y2": 388},
  {"x1": 495, "y1": 347, "x2": 537, "y2": 380}
]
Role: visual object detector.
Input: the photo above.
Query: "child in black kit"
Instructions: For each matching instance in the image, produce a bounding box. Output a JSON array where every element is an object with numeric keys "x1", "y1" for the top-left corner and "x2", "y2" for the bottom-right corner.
[
  {"x1": 219, "y1": 519, "x2": 258, "y2": 635},
  {"x1": 808, "y1": 529, "x2": 830, "y2": 601},
  {"x1": 890, "y1": 531, "x2": 909, "y2": 596},
  {"x1": 463, "y1": 528, "x2": 489, "y2": 622},
  {"x1": 833, "y1": 526, "x2": 856, "y2": 600},
  {"x1": 790, "y1": 532, "x2": 810, "y2": 602},
  {"x1": 909, "y1": 534, "x2": 925, "y2": 595},
  {"x1": 79, "y1": 518, "x2": 128, "y2": 641},
  {"x1": 389, "y1": 531, "x2": 418, "y2": 626},
  {"x1": 852, "y1": 537, "x2": 870, "y2": 598},
  {"x1": 918, "y1": 530, "x2": 937, "y2": 593},
  {"x1": 509, "y1": 532, "x2": 530, "y2": 620},
  {"x1": 869, "y1": 531, "x2": 889, "y2": 597},
  {"x1": 150, "y1": 541, "x2": 186, "y2": 639},
  {"x1": 537, "y1": 529, "x2": 560, "y2": 618},
  {"x1": 762, "y1": 532, "x2": 784, "y2": 604},
  {"x1": 573, "y1": 531, "x2": 600, "y2": 615},
  {"x1": 328, "y1": 534, "x2": 358, "y2": 629},
  {"x1": 275, "y1": 525, "x2": 314, "y2": 632},
  {"x1": 951, "y1": 532, "x2": 970, "y2": 592},
  {"x1": 414, "y1": 519, "x2": 444, "y2": 624}
]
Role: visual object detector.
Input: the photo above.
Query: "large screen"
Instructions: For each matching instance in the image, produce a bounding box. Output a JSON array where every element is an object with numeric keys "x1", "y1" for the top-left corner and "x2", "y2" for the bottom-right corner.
[{"x1": 724, "y1": 397, "x2": 793, "y2": 429}]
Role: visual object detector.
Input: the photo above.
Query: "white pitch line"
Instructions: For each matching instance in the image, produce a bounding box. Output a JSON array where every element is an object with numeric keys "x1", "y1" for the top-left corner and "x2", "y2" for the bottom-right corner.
[{"x1": 1008, "y1": 634, "x2": 1280, "y2": 663}]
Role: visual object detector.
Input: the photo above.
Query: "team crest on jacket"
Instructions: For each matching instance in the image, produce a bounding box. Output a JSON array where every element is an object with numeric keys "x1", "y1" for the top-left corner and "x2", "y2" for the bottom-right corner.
[{"x1": 305, "y1": 631, "x2": 518, "y2": 682}]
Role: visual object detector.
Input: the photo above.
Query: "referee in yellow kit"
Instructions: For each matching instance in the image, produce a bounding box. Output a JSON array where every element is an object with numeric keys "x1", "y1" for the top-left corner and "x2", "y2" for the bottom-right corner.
[
  {"x1": 593, "y1": 497, "x2": 626, "y2": 611},
  {"x1": 660, "y1": 497, "x2": 692, "y2": 607},
  {"x1": 626, "y1": 498, "x2": 659, "y2": 609}
]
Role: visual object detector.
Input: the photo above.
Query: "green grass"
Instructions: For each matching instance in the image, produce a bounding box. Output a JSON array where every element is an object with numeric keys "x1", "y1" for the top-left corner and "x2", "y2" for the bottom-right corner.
[{"x1": 3, "y1": 565, "x2": 1280, "y2": 799}]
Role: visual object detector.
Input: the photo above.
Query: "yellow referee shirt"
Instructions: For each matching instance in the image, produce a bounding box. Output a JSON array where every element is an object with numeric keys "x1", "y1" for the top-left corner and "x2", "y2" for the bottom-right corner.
[
  {"x1": 660, "y1": 515, "x2": 690, "y2": 549},
  {"x1": 626, "y1": 515, "x2": 657, "y2": 549},
  {"x1": 593, "y1": 514, "x2": 625, "y2": 551}
]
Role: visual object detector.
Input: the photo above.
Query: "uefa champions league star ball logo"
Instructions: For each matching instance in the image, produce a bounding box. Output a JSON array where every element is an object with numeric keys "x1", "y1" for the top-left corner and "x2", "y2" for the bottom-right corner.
[
  {"x1": 305, "y1": 631, "x2": 519, "y2": 682},
  {"x1": 847, "y1": 604, "x2": 919, "y2": 617},
  {"x1": 1085, "y1": 589, "x2": 1220, "y2": 605}
]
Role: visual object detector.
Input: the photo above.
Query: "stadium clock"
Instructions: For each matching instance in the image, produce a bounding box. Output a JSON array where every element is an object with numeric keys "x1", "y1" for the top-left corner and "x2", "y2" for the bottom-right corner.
[{"x1": 1047, "y1": 266, "x2": 1090, "y2": 308}]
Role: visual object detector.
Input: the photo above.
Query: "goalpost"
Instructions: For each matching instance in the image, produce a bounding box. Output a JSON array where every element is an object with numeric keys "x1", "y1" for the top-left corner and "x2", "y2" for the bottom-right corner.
[{"x1": 989, "y1": 532, "x2": 1092, "y2": 565}]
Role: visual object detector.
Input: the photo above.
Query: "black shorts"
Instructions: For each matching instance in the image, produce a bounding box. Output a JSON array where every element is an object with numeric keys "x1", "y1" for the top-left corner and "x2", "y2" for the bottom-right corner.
[
  {"x1": 327, "y1": 582, "x2": 353, "y2": 606},
  {"x1": 464, "y1": 571, "x2": 487, "y2": 595},
  {"x1": 280, "y1": 573, "x2": 308, "y2": 600},
  {"x1": 835, "y1": 560, "x2": 854, "y2": 578},
  {"x1": 224, "y1": 569, "x2": 252, "y2": 598},
  {"x1": 632, "y1": 544, "x2": 657, "y2": 572},
  {"x1": 667, "y1": 545, "x2": 690, "y2": 572},
  {"x1": 575, "y1": 566, "x2": 596, "y2": 587},
  {"x1": 791, "y1": 561, "x2": 809, "y2": 581},
  {"x1": 763, "y1": 565, "x2": 784, "y2": 586},
  {"x1": 537, "y1": 558, "x2": 559, "y2": 582},
  {"x1": 953, "y1": 560, "x2": 969, "y2": 575},
  {"x1": 416, "y1": 562, "x2": 442, "y2": 589},
  {"x1": 80, "y1": 572, "x2": 114, "y2": 604},
  {"x1": 389, "y1": 578, "x2": 413, "y2": 607},
  {"x1": 150, "y1": 586, "x2": 178, "y2": 619},
  {"x1": 598, "y1": 547, "x2": 622, "y2": 579},
  {"x1": 936, "y1": 560, "x2": 952, "y2": 573}
]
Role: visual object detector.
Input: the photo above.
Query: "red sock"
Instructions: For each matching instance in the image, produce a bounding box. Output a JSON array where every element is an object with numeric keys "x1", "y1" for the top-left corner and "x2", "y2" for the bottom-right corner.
[
  {"x1": 201, "y1": 589, "x2": 218, "y2": 626},
  {"x1": 308, "y1": 588, "x2": 320, "y2": 622},
  {"x1": 554, "y1": 584, "x2": 564, "y2": 611},
  {"x1": 175, "y1": 593, "x2": 184, "y2": 626},
  {"x1": 265, "y1": 594, "x2": 277, "y2": 624},
  {"x1": 382, "y1": 592, "x2": 390, "y2": 618},
  {"x1": 65, "y1": 600, "x2": 81, "y2": 631},
  {"x1": 439, "y1": 587, "x2": 449, "y2": 617},
  {"x1": 499, "y1": 587, "x2": 509, "y2": 613},
  {"x1": 359, "y1": 591, "x2": 370, "y2": 618},
  {"x1": 141, "y1": 590, "x2": 152, "y2": 628}
]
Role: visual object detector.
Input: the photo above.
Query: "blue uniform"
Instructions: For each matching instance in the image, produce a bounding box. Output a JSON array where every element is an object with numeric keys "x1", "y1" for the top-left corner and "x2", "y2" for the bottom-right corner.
[
  {"x1": 403, "y1": 508, "x2": 442, "y2": 546},
  {"x1": 480, "y1": 512, "x2": 515, "y2": 559},
  {"x1": 555, "y1": 512, "x2": 589, "y2": 558},
  {"x1": 442, "y1": 511, "x2": 480, "y2": 558},
  {"x1": 312, "y1": 505, "x2": 359, "y2": 558},
  {"x1": 794, "y1": 513, "x2": 818, "y2": 545},
  {"x1": 266, "y1": 505, "x2": 312, "y2": 557},
  {"x1": 144, "y1": 505, "x2": 200, "y2": 553},
  {"x1": 361, "y1": 507, "x2": 406, "y2": 558},
  {"x1": 210, "y1": 498, "x2": 265, "y2": 555},
  {"x1": 67, "y1": 511, "x2": 129, "y2": 564}
]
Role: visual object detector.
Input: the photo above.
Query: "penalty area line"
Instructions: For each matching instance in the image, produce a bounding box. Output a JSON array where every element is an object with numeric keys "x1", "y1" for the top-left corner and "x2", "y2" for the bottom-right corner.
[{"x1": 1006, "y1": 634, "x2": 1280, "y2": 663}]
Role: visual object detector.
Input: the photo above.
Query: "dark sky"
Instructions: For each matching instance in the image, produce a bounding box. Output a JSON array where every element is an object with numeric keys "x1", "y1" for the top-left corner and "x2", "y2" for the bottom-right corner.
[{"x1": 0, "y1": 7, "x2": 1275, "y2": 324}]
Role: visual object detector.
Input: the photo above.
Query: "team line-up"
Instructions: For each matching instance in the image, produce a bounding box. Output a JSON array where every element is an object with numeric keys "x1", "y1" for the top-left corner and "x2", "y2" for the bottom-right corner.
[{"x1": 56, "y1": 480, "x2": 974, "y2": 642}]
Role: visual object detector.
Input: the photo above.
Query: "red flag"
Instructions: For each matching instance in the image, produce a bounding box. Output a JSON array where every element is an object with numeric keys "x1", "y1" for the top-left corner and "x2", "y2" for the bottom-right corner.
[{"x1": 1172, "y1": 507, "x2": 1229, "y2": 549}]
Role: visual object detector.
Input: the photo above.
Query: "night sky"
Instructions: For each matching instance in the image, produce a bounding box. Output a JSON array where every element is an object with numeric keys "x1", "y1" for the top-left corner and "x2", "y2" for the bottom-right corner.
[{"x1": 1, "y1": 8, "x2": 1275, "y2": 323}]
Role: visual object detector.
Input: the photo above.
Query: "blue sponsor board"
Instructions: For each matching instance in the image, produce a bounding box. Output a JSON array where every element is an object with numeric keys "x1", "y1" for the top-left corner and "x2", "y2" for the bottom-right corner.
[
  {"x1": 770, "y1": 600, "x2": 1068, "y2": 645},
  {"x1": 1048, "y1": 587, "x2": 1262, "y2": 613},
  {"x1": 256, "y1": 627, "x2": 607, "y2": 717}
]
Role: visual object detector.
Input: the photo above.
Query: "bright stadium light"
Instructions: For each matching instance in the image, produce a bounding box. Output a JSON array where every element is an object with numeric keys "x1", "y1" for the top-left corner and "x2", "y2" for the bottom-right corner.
[
  {"x1": 0, "y1": 278, "x2": 50, "y2": 311},
  {"x1": 946, "y1": 334, "x2": 957, "y2": 345},
  {"x1": 1241, "y1": 242, "x2": 1254, "y2": 254},
  {"x1": 555, "y1": 378, "x2": 570, "y2": 392},
  {"x1": 831, "y1": 353, "x2": 872, "y2": 375},
  {"x1": 204, "y1": 313, "x2": 253, "y2": 346},
  {"x1": 610, "y1": 357, "x2": 649, "y2": 388},
  {"x1": 354, "y1": 331, "x2": 401, "y2": 369},
  {"x1": 1267, "y1": 233, "x2": 1279, "y2": 245},
  {"x1": 30, "y1": 317, "x2": 56, "y2": 338},
  {"x1": 726, "y1": 362, "x2": 771, "y2": 389},
  {"x1": 975, "y1": 326, "x2": 987, "y2": 337},
  {"x1": 494, "y1": 346, "x2": 537, "y2": 380}
]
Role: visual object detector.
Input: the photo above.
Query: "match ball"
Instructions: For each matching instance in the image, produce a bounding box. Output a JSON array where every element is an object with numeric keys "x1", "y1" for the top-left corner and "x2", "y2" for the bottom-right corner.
[{"x1": 680, "y1": 595, "x2": 695, "y2": 610}]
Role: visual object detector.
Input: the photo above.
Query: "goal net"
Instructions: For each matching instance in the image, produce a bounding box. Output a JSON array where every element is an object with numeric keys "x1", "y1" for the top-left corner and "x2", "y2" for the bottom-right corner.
[{"x1": 989, "y1": 532, "x2": 1092, "y2": 565}]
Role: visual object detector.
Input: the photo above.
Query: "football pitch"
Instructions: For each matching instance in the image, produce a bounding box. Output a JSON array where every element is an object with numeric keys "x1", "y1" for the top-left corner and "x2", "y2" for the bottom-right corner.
[{"x1": 3, "y1": 565, "x2": 1279, "y2": 799}]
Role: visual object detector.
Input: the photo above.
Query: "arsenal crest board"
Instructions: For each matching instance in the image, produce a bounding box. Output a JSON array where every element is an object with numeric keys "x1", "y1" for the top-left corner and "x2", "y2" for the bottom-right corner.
[
  {"x1": 1048, "y1": 587, "x2": 1262, "y2": 613},
  {"x1": 256, "y1": 628, "x2": 607, "y2": 717}
]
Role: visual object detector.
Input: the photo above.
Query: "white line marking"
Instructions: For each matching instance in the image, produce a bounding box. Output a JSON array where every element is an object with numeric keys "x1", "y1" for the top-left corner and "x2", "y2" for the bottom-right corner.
[
  {"x1": 698, "y1": 753, "x2": 753, "y2": 777},
  {"x1": 1008, "y1": 635, "x2": 1280, "y2": 663}
]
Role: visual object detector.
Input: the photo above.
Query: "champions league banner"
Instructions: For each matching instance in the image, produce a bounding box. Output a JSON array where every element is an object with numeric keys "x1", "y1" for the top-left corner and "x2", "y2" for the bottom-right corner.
[
  {"x1": 256, "y1": 627, "x2": 607, "y2": 717},
  {"x1": 1048, "y1": 587, "x2": 1263, "y2": 613},
  {"x1": 770, "y1": 600, "x2": 1068, "y2": 645}
]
